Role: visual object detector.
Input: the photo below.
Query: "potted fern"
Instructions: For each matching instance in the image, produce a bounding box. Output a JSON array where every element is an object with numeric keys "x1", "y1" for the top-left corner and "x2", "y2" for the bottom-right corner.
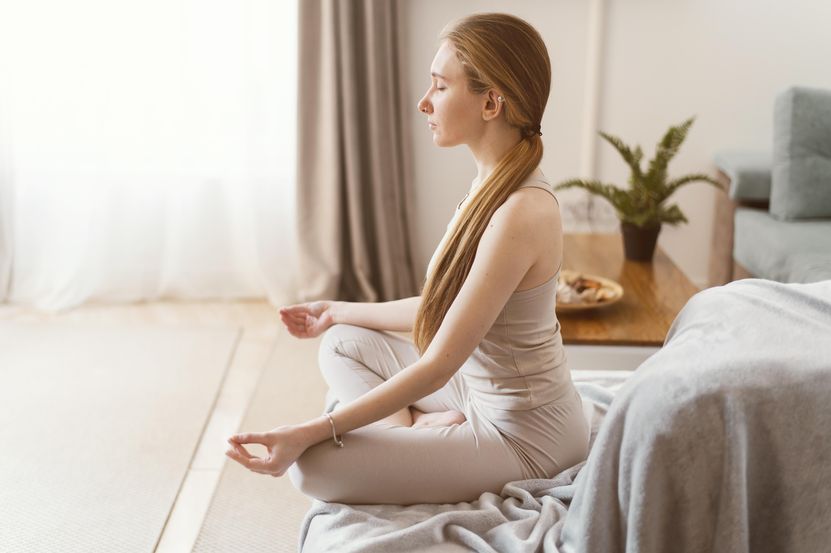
[{"x1": 554, "y1": 116, "x2": 723, "y2": 261}]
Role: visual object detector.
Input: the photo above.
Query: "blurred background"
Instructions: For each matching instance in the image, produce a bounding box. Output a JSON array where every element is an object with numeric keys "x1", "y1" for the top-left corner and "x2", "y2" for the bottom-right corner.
[{"x1": 1, "y1": 0, "x2": 830, "y2": 312}]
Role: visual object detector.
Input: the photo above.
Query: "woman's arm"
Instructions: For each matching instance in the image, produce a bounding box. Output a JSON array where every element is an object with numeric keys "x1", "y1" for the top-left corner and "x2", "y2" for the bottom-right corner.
[
  {"x1": 331, "y1": 296, "x2": 421, "y2": 332},
  {"x1": 225, "y1": 190, "x2": 548, "y2": 475},
  {"x1": 299, "y1": 189, "x2": 543, "y2": 447}
]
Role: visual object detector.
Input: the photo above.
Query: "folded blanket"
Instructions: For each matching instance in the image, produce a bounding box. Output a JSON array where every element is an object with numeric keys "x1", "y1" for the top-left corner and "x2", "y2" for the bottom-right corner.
[{"x1": 559, "y1": 279, "x2": 831, "y2": 553}]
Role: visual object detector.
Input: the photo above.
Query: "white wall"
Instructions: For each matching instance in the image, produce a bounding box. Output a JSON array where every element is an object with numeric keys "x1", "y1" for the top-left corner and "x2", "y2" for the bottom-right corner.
[{"x1": 403, "y1": 0, "x2": 831, "y2": 288}]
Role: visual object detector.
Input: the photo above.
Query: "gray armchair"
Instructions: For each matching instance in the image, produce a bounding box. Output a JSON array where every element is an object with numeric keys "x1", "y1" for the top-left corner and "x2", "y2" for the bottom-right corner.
[{"x1": 709, "y1": 86, "x2": 831, "y2": 285}]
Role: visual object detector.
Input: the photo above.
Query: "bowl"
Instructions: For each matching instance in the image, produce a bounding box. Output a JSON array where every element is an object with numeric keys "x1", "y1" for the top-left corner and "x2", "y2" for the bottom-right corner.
[{"x1": 555, "y1": 269, "x2": 624, "y2": 312}]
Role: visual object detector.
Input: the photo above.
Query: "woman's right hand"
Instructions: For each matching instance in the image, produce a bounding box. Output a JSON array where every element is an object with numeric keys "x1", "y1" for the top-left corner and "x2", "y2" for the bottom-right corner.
[{"x1": 278, "y1": 301, "x2": 337, "y2": 339}]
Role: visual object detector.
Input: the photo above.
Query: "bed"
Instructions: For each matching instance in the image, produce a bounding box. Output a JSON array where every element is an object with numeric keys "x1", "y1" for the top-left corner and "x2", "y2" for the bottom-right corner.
[{"x1": 298, "y1": 279, "x2": 831, "y2": 553}]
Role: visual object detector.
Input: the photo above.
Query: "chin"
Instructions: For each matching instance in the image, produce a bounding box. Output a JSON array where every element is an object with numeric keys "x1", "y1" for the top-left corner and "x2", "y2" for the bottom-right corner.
[{"x1": 433, "y1": 134, "x2": 460, "y2": 148}]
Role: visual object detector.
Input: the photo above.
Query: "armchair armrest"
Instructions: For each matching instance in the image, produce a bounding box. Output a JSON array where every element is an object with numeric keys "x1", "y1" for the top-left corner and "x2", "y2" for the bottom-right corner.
[{"x1": 713, "y1": 150, "x2": 772, "y2": 202}]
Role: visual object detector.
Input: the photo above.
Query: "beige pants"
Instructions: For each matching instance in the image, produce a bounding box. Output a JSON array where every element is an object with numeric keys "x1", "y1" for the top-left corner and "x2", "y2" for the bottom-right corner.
[{"x1": 287, "y1": 323, "x2": 588, "y2": 506}]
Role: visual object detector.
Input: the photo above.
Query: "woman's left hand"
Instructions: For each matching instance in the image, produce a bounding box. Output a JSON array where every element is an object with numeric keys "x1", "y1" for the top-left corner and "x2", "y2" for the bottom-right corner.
[{"x1": 225, "y1": 425, "x2": 310, "y2": 477}]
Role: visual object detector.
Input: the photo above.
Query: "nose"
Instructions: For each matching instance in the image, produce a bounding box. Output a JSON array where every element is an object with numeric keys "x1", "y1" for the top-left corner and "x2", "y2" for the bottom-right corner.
[{"x1": 417, "y1": 93, "x2": 431, "y2": 114}]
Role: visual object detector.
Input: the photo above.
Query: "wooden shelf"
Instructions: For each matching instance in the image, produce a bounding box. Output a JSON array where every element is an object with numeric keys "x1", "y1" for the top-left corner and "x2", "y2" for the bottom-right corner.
[{"x1": 557, "y1": 233, "x2": 699, "y2": 347}]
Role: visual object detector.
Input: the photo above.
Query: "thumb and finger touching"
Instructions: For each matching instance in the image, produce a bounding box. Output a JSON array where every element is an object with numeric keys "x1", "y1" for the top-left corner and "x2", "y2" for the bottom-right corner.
[
  {"x1": 279, "y1": 310, "x2": 311, "y2": 337},
  {"x1": 227, "y1": 435, "x2": 276, "y2": 467}
]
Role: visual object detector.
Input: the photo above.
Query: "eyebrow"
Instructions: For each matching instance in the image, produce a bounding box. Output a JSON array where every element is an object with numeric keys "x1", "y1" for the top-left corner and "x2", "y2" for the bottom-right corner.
[{"x1": 431, "y1": 72, "x2": 448, "y2": 80}]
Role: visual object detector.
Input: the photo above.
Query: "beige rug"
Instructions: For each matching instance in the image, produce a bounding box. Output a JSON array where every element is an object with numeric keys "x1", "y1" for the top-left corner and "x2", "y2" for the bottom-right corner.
[
  {"x1": 0, "y1": 320, "x2": 241, "y2": 553},
  {"x1": 193, "y1": 330, "x2": 327, "y2": 553}
]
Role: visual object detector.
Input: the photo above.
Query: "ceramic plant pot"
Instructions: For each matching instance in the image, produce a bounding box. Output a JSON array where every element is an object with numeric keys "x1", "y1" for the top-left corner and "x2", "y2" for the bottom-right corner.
[{"x1": 620, "y1": 221, "x2": 661, "y2": 262}]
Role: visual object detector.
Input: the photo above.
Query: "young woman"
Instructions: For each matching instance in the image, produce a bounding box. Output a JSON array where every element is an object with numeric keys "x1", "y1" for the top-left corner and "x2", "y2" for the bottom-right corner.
[{"x1": 225, "y1": 12, "x2": 589, "y2": 505}]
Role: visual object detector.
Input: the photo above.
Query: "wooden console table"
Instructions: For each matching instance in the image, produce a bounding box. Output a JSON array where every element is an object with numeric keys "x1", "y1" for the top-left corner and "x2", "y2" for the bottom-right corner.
[{"x1": 557, "y1": 234, "x2": 699, "y2": 347}]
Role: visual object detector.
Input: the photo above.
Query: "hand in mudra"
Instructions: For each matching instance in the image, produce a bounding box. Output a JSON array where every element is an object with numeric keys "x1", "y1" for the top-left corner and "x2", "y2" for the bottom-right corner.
[
  {"x1": 225, "y1": 426, "x2": 310, "y2": 477},
  {"x1": 279, "y1": 301, "x2": 335, "y2": 339}
]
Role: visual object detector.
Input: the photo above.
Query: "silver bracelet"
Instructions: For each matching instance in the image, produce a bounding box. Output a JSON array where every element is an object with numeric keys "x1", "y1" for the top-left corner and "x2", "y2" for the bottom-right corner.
[{"x1": 325, "y1": 412, "x2": 344, "y2": 448}]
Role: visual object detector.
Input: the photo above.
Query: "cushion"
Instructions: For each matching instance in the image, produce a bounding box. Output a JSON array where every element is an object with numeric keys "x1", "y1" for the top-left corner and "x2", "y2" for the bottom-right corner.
[
  {"x1": 785, "y1": 253, "x2": 831, "y2": 283},
  {"x1": 713, "y1": 150, "x2": 772, "y2": 201},
  {"x1": 734, "y1": 207, "x2": 831, "y2": 282},
  {"x1": 771, "y1": 86, "x2": 831, "y2": 220}
]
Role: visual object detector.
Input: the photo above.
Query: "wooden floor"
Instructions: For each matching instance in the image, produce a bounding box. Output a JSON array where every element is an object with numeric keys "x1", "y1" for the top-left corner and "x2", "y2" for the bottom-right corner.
[{"x1": 0, "y1": 299, "x2": 283, "y2": 553}]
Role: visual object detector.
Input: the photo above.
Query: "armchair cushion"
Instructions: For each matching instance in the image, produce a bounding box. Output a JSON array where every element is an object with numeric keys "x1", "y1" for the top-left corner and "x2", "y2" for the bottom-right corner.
[
  {"x1": 713, "y1": 151, "x2": 772, "y2": 201},
  {"x1": 734, "y1": 207, "x2": 831, "y2": 282},
  {"x1": 771, "y1": 86, "x2": 831, "y2": 220},
  {"x1": 785, "y1": 253, "x2": 831, "y2": 284}
]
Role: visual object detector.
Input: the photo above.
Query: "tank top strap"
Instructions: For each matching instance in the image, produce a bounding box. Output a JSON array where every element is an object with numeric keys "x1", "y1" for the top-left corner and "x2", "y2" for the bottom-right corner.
[{"x1": 517, "y1": 177, "x2": 559, "y2": 207}]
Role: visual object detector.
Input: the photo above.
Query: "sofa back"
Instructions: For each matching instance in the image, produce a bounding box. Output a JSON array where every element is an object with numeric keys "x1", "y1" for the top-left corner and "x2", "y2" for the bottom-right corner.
[{"x1": 772, "y1": 86, "x2": 831, "y2": 220}]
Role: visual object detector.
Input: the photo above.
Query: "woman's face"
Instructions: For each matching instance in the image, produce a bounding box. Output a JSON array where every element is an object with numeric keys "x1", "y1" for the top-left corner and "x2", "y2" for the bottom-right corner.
[{"x1": 417, "y1": 41, "x2": 484, "y2": 147}]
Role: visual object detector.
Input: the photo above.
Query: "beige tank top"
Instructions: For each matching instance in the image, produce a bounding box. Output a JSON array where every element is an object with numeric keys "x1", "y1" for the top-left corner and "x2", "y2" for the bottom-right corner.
[{"x1": 425, "y1": 173, "x2": 571, "y2": 411}]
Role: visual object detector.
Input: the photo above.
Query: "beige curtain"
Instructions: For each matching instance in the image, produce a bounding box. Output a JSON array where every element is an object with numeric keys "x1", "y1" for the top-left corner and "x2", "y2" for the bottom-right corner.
[{"x1": 296, "y1": 0, "x2": 418, "y2": 303}]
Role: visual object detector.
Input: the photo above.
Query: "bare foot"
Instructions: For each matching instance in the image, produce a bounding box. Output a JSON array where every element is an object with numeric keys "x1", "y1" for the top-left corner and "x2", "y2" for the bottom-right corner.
[{"x1": 410, "y1": 407, "x2": 467, "y2": 429}]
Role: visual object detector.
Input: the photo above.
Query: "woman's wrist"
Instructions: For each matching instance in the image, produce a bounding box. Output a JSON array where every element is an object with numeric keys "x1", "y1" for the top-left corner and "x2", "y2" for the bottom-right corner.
[
  {"x1": 329, "y1": 301, "x2": 347, "y2": 325},
  {"x1": 296, "y1": 415, "x2": 335, "y2": 447}
]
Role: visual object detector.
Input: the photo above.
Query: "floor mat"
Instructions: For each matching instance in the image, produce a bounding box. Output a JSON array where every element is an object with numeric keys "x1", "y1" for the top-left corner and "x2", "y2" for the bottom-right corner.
[
  {"x1": 193, "y1": 331, "x2": 326, "y2": 553},
  {"x1": 0, "y1": 320, "x2": 240, "y2": 553}
]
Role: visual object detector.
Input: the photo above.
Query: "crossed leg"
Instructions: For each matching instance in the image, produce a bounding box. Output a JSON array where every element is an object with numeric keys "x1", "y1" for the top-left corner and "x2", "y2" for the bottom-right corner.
[
  {"x1": 286, "y1": 323, "x2": 525, "y2": 505},
  {"x1": 314, "y1": 323, "x2": 468, "y2": 427}
]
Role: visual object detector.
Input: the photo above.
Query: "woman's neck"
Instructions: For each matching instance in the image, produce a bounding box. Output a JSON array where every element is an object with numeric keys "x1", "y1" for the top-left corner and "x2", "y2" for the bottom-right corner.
[
  {"x1": 469, "y1": 124, "x2": 523, "y2": 189},
  {"x1": 470, "y1": 166, "x2": 544, "y2": 193}
]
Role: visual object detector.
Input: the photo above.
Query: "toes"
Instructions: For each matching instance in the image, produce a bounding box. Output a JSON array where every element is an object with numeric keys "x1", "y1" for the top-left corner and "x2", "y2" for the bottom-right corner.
[
  {"x1": 448, "y1": 411, "x2": 467, "y2": 426},
  {"x1": 409, "y1": 411, "x2": 467, "y2": 429}
]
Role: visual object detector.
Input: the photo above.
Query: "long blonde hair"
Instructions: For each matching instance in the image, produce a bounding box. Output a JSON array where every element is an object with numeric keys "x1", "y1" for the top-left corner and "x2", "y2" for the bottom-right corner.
[{"x1": 413, "y1": 13, "x2": 551, "y2": 356}]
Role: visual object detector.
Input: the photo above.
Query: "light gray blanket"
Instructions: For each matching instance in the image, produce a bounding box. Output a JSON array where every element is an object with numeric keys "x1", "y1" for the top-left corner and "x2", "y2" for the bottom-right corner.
[
  {"x1": 298, "y1": 279, "x2": 831, "y2": 553},
  {"x1": 560, "y1": 278, "x2": 831, "y2": 553}
]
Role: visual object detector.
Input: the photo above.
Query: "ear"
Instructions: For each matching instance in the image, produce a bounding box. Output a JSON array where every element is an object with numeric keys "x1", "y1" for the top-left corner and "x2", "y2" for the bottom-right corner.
[{"x1": 482, "y1": 89, "x2": 504, "y2": 122}]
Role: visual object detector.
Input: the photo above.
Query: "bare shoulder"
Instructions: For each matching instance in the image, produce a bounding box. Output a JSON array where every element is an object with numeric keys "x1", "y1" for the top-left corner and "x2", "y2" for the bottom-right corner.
[
  {"x1": 482, "y1": 186, "x2": 563, "y2": 284},
  {"x1": 489, "y1": 185, "x2": 561, "y2": 236}
]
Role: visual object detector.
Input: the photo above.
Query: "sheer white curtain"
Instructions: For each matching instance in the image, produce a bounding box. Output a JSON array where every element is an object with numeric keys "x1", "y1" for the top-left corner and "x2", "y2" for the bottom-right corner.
[{"x1": 0, "y1": 0, "x2": 299, "y2": 312}]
